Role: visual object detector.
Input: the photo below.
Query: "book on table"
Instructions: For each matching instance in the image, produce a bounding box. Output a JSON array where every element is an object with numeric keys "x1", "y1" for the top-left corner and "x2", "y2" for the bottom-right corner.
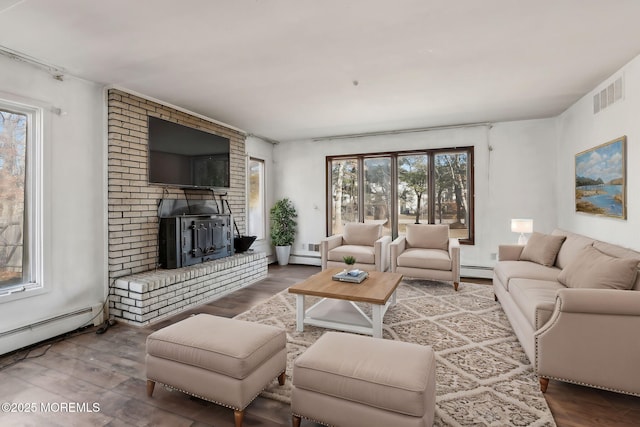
[{"x1": 332, "y1": 269, "x2": 368, "y2": 283}]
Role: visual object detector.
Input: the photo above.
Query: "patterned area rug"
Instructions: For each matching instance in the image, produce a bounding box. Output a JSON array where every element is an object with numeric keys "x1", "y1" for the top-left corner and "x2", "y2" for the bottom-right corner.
[{"x1": 234, "y1": 280, "x2": 556, "y2": 426}]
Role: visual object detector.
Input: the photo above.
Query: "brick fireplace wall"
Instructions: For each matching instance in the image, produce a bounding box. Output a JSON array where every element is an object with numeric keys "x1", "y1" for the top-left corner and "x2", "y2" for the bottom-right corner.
[{"x1": 106, "y1": 89, "x2": 247, "y2": 283}]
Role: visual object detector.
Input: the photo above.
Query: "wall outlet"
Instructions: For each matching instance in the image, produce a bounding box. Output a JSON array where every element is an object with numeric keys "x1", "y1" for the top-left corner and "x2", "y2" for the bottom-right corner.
[{"x1": 490, "y1": 252, "x2": 497, "y2": 260}]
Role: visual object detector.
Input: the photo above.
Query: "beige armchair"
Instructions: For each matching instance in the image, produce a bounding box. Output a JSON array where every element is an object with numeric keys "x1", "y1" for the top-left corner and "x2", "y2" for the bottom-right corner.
[
  {"x1": 321, "y1": 222, "x2": 391, "y2": 272},
  {"x1": 390, "y1": 224, "x2": 461, "y2": 291}
]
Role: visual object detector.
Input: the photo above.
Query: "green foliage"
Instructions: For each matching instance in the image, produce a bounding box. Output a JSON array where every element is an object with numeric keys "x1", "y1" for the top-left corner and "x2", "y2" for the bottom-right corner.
[
  {"x1": 343, "y1": 256, "x2": 356, "y2": 265},
  {"x1": 576, "y1": 176, "x2": 604, "y2": 186},
  {"x1": 269, "y1": 198, "x2": 297, "y2": 246}
]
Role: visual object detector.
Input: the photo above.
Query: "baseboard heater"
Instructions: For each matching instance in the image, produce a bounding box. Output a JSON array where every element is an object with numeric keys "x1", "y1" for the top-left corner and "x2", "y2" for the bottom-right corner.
[
  {"x1": 289, "y1": 253, "x2": 321, "y2": 260},
  {"x1": 0, "y1": 305, "x2": 101, "y2": 340},
  {"x1": 461, "y1": 265, "x2": 494, "y2": 272},
  {"x1": 461, "y1": 264, "x2": 494, "y2": 279}
]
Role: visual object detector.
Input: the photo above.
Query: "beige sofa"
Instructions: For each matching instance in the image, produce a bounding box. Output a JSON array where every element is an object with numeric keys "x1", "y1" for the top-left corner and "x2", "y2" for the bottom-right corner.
[
  {"x1": 321, "y1": 222, "x2": 391, "y2": 272},
  {"x1": 493, "y1": 229, "x2": 640, "y2": 397}
]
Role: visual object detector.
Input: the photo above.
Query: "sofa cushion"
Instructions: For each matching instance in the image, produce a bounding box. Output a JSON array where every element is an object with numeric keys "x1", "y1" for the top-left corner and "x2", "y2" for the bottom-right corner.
[
  {"x1": 593, "y1": 241, "x2": 640, "y2": 291},
  {"x1": 405, "y1": 224, "x2": 449, "y2": 251},
  {"x1": 397, "y1": 248, "x2": 452, "y2": 271},
  {"x1": 557, "y1": 245, "x2": 640, "y2": 290},
  {"x1": 342, "y1": 223, "x2": 382, "y2": 246},
  {"x1": 519, "y1": 232, "x2": 566, "y2": 267},
  {"x1": 508, "y1": 279, "x2": 563, "y2": 330},
  {"x1": 594, "y1": 240, "x2": 640, "y2": 260},
  {"x1": 494, "y1": 260, "x2": 561, "y2": 291},
  {"x1": 551, "y1": 229, "x2": 595, "y2": 269},
  {"x1": 328, "y1": 245, "x2": 376, "y2": 265}
]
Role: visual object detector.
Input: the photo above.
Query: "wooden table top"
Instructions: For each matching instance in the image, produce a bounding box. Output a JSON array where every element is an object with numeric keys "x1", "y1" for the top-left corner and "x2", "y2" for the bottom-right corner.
[{"x1": 288, "y1": 268, "x2": 403, "y2": 304}]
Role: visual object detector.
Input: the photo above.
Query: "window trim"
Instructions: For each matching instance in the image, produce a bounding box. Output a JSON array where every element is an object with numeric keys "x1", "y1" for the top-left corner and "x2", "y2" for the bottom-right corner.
[
  {"x1": 326, "y1": 146, "x2": 474, "y2": 244},
  {"x1": 0, "y1": 97, "x2": 44, "y2": 300}
]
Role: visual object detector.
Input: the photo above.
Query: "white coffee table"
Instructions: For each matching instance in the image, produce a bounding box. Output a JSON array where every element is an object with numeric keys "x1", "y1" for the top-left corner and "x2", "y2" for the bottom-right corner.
[{"x1": 288, "y1": 269, "x2": 403, "y2": 338}]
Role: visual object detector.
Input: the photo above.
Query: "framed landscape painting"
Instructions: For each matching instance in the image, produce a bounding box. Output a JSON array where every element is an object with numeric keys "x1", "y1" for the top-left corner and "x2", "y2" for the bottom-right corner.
[{"x1": 575, "y1": 136, "x2": 626, "y2": 219}]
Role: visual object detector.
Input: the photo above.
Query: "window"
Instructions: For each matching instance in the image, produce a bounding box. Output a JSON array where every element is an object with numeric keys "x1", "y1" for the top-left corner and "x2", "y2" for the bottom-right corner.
[
  {"x1": 247, "y1": 158, "x2": 265, "y2": 239},
  {"x1": 327, "y1": 147, "x2": 473, "y2": 243},
  {"x1": 398, "y1": 154, "x2": 429, "y2": 235},
  {"x1": 0, "y1": 100, "x2": 42, "y2": 294},
  {"x1": 329, "y1": 158, "x2": 359, "y2": 235},
  {"x1": 364, "y1": 157, "x2": 392, "y2": 236},
  {"x1": 433, "y1": 151, "x2": 470, "y2": 241}
]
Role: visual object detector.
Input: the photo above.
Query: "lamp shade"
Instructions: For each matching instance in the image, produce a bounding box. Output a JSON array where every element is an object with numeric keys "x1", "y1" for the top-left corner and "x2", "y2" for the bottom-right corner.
[{"x1": 511, "y1": 219, "x2": 533, "y2": 234}]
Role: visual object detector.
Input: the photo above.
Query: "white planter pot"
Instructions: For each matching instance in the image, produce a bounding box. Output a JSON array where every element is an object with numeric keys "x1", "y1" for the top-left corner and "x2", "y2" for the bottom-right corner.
[{"x1": 275, "y1": 245, "x2": 291, "y2": 266}]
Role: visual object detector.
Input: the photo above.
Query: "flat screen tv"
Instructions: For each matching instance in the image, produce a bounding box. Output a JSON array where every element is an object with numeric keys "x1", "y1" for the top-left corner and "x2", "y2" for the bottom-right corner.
[{"x1": 148, "y1": 116, "x2": 230, "y2": 189}]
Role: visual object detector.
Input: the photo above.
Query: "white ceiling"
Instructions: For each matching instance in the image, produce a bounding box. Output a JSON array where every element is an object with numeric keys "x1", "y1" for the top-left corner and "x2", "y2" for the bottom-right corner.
[{"x1": 1, "y1": 0, "x2": 640, "y2": 142}]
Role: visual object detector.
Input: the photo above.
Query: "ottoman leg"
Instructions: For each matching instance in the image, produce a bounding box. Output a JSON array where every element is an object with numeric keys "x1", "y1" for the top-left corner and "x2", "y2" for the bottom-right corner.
[
  {"x1": 292, "y1": 415, "x2": 302, "y2": 427},
  {"x1": 539, "y1": 377, "x2": 549, "y2": 393},
  {"x1": 278, "y1": 371, "x2": 286, "y2": 386},
  {"x1": 234, "y1": 409, "x2": 244, "y2": 427},
  {"x1": 146, "y1": 380, "x2": 156, "y2": 397}
]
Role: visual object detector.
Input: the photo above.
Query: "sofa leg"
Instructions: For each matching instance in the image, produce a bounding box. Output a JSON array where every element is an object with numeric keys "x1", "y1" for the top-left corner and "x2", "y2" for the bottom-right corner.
[
  {"x1": 539, "y1": 377, "x2": 549, "y2": 393},
  {"x1": 234, "y1": 409, "x2": 244, "y2": 427},
  {"x1": 494, "y1": 294, "x2": 498, "y2": 302},
  {"x1": 278, "y1": 371, "x2": 286, "y2": 386},
  {"x1": 292, "y1": 415, "x2": 302, "y2": 427},
  {"x1": 453, "y1": 282, "x2": 459, "y2": 291},
  {"x1": 146, "y1": 380, "x2": 155, "y2": 397}
]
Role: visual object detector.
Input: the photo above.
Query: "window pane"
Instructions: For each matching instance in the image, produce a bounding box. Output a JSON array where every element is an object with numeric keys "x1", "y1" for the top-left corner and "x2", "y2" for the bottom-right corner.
[
  {"x1": 397, "y1": 154, "x2": 429, "y2": 234},
  {"x1": 0, "y1": 111, "x2": 28, "y2": 287},
  {"x1": 364, "y1": 157, "x2": 391, "y2": 235},
  {"x1": 434, "y1": 152, "x2": 469, "y2": 240},
  {"x1": 330, "y1": 158, "x2": 358, "y2": 234},
  {"x1": 247, "y1": 158, "x2": 265, "y2": 239}
]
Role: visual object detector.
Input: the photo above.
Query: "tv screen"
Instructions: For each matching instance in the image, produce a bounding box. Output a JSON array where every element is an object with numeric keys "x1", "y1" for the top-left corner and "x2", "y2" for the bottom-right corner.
[{"x1": 148, "y1": 116, "x2": 230, "y2": 189}]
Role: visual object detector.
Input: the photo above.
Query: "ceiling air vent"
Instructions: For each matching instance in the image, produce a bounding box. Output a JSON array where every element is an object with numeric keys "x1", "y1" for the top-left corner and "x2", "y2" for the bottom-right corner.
[{"x1": 594, "y1": 76, "x2": 623, "y2": 114}]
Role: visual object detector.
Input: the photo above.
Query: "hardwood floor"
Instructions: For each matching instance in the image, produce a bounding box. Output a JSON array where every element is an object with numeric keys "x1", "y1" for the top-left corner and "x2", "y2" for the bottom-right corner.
[{"x1": 1, "y1": 264, "x2": 638, "y2": 426}]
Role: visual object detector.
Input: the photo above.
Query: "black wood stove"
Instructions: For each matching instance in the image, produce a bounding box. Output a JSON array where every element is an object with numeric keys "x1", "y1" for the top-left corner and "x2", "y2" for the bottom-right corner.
[{"x1": 158, "y1": 214, "x2": 233, "y2": 269}]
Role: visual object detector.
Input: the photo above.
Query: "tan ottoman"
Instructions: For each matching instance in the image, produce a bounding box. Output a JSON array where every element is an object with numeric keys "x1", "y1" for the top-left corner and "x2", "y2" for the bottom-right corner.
[
  {"x1": 146, "y1": 314, "x2": 286, "y2": 427},
  {"x1": 292, "y1": 332, "x2": 436, "y2": 427}
]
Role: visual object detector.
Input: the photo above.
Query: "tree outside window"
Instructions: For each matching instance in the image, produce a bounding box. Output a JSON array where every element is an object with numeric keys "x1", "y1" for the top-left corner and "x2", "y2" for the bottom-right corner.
[
  {"x1": 434, "y1": 152, "x2": 469, "y2": 240},
  {"x1": 0, "y1": 110, "x2": 27, "y2": 287},
  {"x1": 364, "y1": 157, "x2": 391, "y2": 235},
  {"x1": 398, "y1": 154, "x2": 429, "y2": 232}
]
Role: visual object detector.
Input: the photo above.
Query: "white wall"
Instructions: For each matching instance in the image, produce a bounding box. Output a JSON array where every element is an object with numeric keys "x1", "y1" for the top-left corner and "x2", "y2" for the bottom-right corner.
[
  {"x1": 556, "y1": 54, "x2": 640, "y2": 250},
  {"x1": 0, "y1": 56, "x2": 106, "y2": 354},
  {"x1": 245, "y1": 136, "x2": 276, "y2": 258},
  {"x1": 273, "y1": 118, "x2": 558, "y2": 274}
]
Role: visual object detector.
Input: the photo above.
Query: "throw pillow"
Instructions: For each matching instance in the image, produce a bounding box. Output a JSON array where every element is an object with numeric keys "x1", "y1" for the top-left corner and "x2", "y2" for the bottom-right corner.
[
  {"x1": 519, "y1": 232, "x2": 566, "y2": 267},
  {"x1": 405, "y1": 224, "x2": 449, "y2": 251},
  {"x1": 557, "y1": 245, "x2": 640, "y2": 290}
]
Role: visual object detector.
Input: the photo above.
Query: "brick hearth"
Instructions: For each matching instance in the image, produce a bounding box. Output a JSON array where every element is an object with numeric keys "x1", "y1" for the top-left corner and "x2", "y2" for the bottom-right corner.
[{"x1": 110, "y1": 252, "x2": 267, "y2": 326}]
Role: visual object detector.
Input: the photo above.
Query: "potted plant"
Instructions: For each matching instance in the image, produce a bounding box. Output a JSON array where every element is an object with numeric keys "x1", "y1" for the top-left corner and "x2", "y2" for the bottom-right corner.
[
  {"x1": 270, "y1": 198, "x2": 297, "y2": 265},
  {"x1": 343, "y1": 256, "x2": 356, "y2": 270}
]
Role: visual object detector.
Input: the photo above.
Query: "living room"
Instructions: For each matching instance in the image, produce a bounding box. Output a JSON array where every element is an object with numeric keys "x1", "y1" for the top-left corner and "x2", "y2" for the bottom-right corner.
[{"x1": 1, "y1": 1, "x2": 640, "y2": 426}]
